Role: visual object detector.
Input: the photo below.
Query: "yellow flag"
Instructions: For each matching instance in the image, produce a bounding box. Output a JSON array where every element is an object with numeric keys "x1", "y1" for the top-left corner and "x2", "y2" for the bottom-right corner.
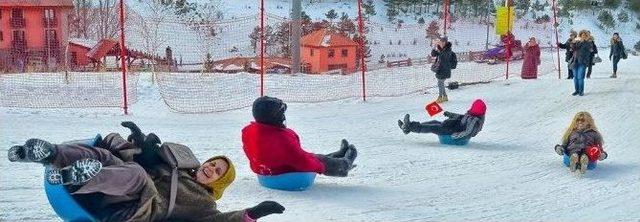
[{"x1": 495, "y1": 7, "x2": 515, "y2": 35}]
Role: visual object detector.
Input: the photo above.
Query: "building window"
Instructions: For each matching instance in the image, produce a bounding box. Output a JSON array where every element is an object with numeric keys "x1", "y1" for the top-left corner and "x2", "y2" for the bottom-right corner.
[
  {"x1": 13, "y1": 30, "x2": 25, "y2": 42},
  {"x1": 0, "y1": 31, "x2": 3, "y2": 41},
  {"x1": 0, "y1": 9, "x2": 3, "y2": 19},
  {"x1": 341, "y1": 49, "x2": 348, "y2": 57},
  {"x1": 11, "y1": 9, "x2": 23, "y2": 18},
  {"x1": 44, "y1": 9, "x2": 55, "y2": 19},
  {"x1": 328, "y1": 49, "x2": 335, "y2": 58},
  {"x1": 45, "y1": 29, "x2": 57, "y2": 44},
  {"x1": 310, "y1": 49, "x2": 314, "y2": 57},
  {"x1": 328, "y1": 64, "x2": 347, "y2": 71}
]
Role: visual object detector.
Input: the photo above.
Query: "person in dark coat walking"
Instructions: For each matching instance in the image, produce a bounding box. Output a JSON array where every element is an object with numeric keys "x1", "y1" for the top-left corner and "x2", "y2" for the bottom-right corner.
[
  {"x1": 521, "y1": 37, "x2": 541, "y2": 79},
  {"x1": 586, "y1": 31, "x2": 598, "y2": 78},
  {"x1": 609, "y1": 33, "x2": 626, "y2": 78},
  {"x1": 570, "y1": 30, "x2": 593, "y2": 96},
  {"x1": 7, "y1": 123, "x2": 285, "y2": 222},
  {"x1": 557, "y1": 30, "x2": 577, "y2": 79},
  {"x1": 430, "y1": 36, "x2": 457, "y2": 103},
  {"x1": 398, "y1": 99, "x2": 486, "y2": 140}
]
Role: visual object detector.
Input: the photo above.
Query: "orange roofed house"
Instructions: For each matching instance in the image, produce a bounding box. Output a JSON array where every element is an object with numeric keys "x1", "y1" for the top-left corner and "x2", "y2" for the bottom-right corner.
[
  {"x1": 301, "y1": 29, "x2": 358, "y2": 74},
  {"x1": 0, "y1": 0, "x2": 73, "y2": 71}
]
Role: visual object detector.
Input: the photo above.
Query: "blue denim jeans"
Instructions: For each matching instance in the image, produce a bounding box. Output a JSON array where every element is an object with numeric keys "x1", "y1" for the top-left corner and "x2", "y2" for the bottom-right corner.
[{"x1": 573, "y1": 64, "x2": 586, "y2": 94}]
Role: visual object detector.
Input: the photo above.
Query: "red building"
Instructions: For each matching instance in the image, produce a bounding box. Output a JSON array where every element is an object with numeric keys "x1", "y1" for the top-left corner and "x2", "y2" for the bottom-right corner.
[
  {"x1": 301, "y1": 29, "x2": 358, "y2": 74},
  {"x1": 0, "y1": 0, "x2": 73, "y2": 71}
]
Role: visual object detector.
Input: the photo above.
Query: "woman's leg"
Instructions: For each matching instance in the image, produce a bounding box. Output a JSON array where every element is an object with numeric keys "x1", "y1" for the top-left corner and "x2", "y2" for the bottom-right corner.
[
  {"x1": 612, "y1": 56, "x2": 620, "y2": 77},
  {"x1": 437, "y1": 79, "x2": 447, "y2": 97},
  {"x1": 52, "y1": 143, "x2": 125, "y2": 168},
  {"x1": 575, "y1": 65, "x2": 586, "y2": 94}
]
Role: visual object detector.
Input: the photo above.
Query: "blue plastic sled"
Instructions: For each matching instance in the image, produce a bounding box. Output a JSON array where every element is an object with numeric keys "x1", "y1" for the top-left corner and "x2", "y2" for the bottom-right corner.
[
  {"x1": 562, "y1": 154, "x2": 597, "y2": 170},
  {"x1": 44, "y1": 134, "x2": 102, "y2": 222},
  {"x1": 438, "y1": 135, "x2": 471, "y2": 146},
  {"x1": 257, "y1": 172, "x2": 317, "y2": 191}
]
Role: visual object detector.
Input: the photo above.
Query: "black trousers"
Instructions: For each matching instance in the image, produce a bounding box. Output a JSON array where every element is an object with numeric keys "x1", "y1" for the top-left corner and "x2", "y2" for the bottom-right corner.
[{"x1": 410, "y1": 119, "x2": 465, "y2": 135}]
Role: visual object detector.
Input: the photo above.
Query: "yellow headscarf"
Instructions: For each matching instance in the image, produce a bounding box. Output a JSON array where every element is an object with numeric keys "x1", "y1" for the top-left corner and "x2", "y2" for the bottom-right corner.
[
  {"x1": 204, "y1": 156, "x2": 236, "y2": 200},
  {"x1": 561, "y1": 112, "x2": 602, "y2": 145}
]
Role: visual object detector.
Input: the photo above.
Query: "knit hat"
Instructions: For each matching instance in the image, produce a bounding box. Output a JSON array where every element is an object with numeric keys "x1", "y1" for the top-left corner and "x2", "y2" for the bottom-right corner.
[
  {"x1": 468, "y1": 99, "x2": 486, "y2": 117},
  {"x1": 439, "y1": 35, "x2": 448, "y2": 43},
  {"x1": 203, "y1": 156, "x2": 236, "y2": 200},
  {"x1": 252, "y1": 96, "x2": 287, "y2": 127}
]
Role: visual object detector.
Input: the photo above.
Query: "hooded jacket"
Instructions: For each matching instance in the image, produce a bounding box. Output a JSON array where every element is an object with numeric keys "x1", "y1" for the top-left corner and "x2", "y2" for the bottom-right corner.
[
  {"x1": 431, "y1": 42, "x2": 456, "y2": 79},
  {"x1": 241, "y1": 122, "x2": 325, "y2": 175}
]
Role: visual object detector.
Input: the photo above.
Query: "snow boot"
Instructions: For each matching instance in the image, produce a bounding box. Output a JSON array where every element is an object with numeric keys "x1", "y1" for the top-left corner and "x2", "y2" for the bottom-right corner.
[
  {"x1": 435, "y1": 95, "x2": 443, "y2": 103},
  {"x1": 398, "y1": 114, "x2": 412, "y2": 134},
  {"x1": 579, "y1": 154, "x2": 589, "y2": 174},
  {"x1": 441, "y1": 95, "x2": 448, "y2": 102},
  {"x1": 326, "y1": 139, "x2": 350, "y2": 158},
  {"x1": 12, "y1": 139, "x2": 58, "y2": 163},
  {"x1": 345, "y1": 145, "x2": 358, "y2": 166},
  {"x1": 554, "y1": 145, "x2": 565, "y2": 156},
  {"x1": 569, "y1": 153, "x2": 579, "y2": 172},
  {"x1": 46, "y1": 158, "x2": 102, "y2": 185}
]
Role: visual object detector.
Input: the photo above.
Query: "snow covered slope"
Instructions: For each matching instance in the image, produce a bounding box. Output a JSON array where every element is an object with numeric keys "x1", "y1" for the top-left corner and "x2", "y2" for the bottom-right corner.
[{"x1": 1, "y1": 54, "x2": 639, "y2": 221}]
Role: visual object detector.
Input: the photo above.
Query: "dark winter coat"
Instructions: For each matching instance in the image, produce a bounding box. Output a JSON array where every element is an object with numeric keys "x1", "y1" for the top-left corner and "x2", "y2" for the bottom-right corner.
[
  {"x1": 98, "y1": 133, "x2": 247, "y2": 222},
  {"x1": 570, "y1": 39, "x2": 593, "y2": 68},
  {"x1": 521, "y1": 43, "x2": 541, "y2": 79},
  {"x1": 610, "y1": 40, "x2": 625, "y2": 59},
  {"x1": 443, "y1": 112, "x2": 485, "y2": 140},
  {"x1": 557, "y1": 38, "x2": 574, "y2": 62},
  {"x1": 589, "y1": 41, "x2": 598, "y2": 65},
  {"x1": 242, "y1": 122, "x2": 325, "y2": 175},
  {"x1": 562, "y1": 129, "x2": 603, "y2": 155},
  {"x1": 431, "y1": 42, "x2": 456, "y2": 79}
]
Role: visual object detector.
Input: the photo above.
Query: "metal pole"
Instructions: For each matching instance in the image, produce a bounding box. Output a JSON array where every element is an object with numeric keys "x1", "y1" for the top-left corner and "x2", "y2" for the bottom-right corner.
[
  {"x1": 443, "y1": 0, "x2": 449, "y2": 36},
  {"x1": 485, "y1": 0, "x2": 490, "y2": 50},
  {"x1": 291, "y1": 0, "x2": 301, "y2": 74},
  {"x1": 505, "y1": 0, "x2": 511, "y2": 80},
  {"x1": 552, "y1": 0, "x2": 562, "y2": 79},
  {"x1": 119, "y1": 0, "x2": 128, "y2": 115},
  {"x1": 357, "y1": 0, "x2": 366, "y2": 101},
  {"x1": 260, "y1": 0, "x2": 265, "y2": 96}
]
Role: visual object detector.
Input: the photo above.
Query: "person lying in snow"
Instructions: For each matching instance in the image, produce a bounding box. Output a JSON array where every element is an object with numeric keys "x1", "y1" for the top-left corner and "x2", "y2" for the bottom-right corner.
[
  {"x1": 397, "y1": 99, "x2": 486, "y2": 140},
  {"x1": 242, "y1": 96, "x2": 358, "y2": 177},
  {"x1": 7, "y1": 122, "x2": 284, "y2": 222},
  {"x1": 554, "y1": 111, "x2": 607, "y2": 174}
]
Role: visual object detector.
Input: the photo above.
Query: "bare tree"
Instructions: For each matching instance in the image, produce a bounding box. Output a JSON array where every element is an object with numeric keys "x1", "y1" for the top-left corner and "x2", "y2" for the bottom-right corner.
[
  {"x1": 70, "y1": 0, "x2": 94, "y2": 38},
  {"x1": 96, "y1": 0, "x2": 119, "y2": 39},
  {"x1": 136, "y1": 0, "x2": 172, "y2": 73}
]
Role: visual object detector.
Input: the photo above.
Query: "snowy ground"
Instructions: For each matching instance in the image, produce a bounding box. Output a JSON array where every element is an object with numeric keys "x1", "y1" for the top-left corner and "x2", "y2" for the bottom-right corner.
[{"x1": 1, "y1": 56, "x2": 640, "y2": 221}]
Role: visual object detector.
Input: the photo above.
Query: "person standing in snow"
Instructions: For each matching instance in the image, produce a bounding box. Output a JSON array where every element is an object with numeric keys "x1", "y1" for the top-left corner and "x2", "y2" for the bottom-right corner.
[
  {"x1": 430, "y1": 36, "x2": 458, "y2": 103},
  {"x1": 609, "y1": 33, "x2": 626, "y2": 78},
  {"x1": 557, "y1": 30, "x2": 577, "y2": 79},
  {"x1": 521, "y1": 37, "x2": 541, "y2": 79},
  {"x1": 586, "y1": 31, "x2": 598, "y2": 78},
  {"x1": 8, "y1": 122, "x2": 285, "y2": 222},
  {"x1": 242, "y1": 96, "x2": 358, "y2": 177},
  {"x1": 554, "y1": 112, "x2": 607, "y2": 174},
  {"x1": 569, "y1": 30, "x2": 593, "y2": 96},
  {"x1": 397, "y1": 99, "x2": 486, "y2": 140}
]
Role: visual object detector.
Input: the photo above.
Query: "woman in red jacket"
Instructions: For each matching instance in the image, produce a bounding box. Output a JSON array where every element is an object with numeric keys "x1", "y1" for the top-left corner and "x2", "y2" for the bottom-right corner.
[{"x1": 242, "y1": 96, "x2": 357, "y2": 177}]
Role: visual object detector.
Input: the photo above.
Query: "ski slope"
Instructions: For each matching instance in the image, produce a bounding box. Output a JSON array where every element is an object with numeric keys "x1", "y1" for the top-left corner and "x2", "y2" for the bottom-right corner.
[{"x1": 1, "y1": 55, "x2": 639, "y2": 221}]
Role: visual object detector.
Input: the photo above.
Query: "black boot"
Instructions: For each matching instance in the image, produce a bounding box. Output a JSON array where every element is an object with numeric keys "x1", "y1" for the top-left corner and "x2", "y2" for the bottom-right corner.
[
  {"x1": 10, "y1": 139, "x2": 58, "y2": 163},
  {"x1": 46, "y1": 158, "x2": 102, "y2": 185},
  {"x1": 326, "y1": 139, "x2": 350, "y2": 158},
  {"x1": 398, "y1": 114, "x2": 412, "y2": 134}
]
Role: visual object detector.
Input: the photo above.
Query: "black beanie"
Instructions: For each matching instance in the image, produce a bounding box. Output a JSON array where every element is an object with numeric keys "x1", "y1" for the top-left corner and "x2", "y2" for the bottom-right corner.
[{"x1": 252, "y1": 96, "x2": 287, "y2": 127}]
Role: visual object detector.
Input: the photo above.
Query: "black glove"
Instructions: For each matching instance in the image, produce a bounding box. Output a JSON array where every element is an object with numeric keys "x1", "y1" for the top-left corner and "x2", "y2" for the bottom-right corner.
[
  {"x1": 121, "y1": 121, "x2": 145, "y2": 148},
  {"x1": 443, "y1": 111, "x2": 457, "y2": 118},
  {"x1": 247, "y1": 201, "x2": 285, "y2": 220}
]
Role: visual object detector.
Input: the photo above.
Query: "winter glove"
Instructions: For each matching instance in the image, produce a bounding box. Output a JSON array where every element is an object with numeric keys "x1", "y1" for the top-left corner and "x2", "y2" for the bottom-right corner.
[
  {"x1": 121, "y1": 121, "x2": 146, "y2": 148},
  {"x1": 247, "y1": 201, "x2": 285, "y2": 220},
  {"x1": 599, "y1": 151, "x2": 608, "y2": 161},
  {"x1": 134, "y1": 132, "x2": 163, "y2": 168},
  {"x1": 554, "y1": 144, "x2": 565, "y2": 156}
]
